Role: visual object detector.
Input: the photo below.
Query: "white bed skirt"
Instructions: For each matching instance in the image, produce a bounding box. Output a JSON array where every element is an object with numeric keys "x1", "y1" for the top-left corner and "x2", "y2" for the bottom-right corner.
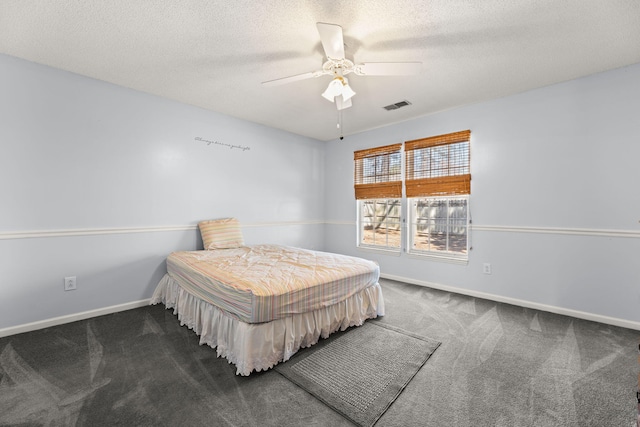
[{"x1": 150, "y1": 274, "x2": 385, "y2": 376}]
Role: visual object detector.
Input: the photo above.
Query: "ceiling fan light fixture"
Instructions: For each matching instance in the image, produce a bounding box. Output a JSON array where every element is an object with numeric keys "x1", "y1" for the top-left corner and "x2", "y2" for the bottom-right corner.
[
  {"x1": 341, "y1": 79, "x2": 356, "y2": 101},
  {"x1": 321, "y1": 78, "x2": 343, "y2": 102},
  {"x1": 322, "y1": 76, "x2": 356, "y2": 103}
]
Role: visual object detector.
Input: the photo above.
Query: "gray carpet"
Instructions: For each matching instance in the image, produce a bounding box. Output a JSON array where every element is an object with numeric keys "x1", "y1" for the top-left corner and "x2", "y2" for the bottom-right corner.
[
  {"x1": 0, "y1": 278, "x2": 637, "y2": 426},
  {"x1": 275, "y1": 322, "x2": 440, "y2": 427}
]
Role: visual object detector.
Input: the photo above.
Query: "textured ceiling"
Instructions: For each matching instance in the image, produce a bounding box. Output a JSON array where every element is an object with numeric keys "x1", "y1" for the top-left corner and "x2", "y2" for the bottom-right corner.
[{"x1": 1, "y1": 0, "x2": 639, "y2": 141}]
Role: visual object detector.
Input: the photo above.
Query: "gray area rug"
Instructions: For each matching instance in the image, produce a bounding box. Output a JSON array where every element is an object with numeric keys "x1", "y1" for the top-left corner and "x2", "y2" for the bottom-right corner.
[{"x1": 275, "y1": 321, "x2": 440, "y2": 427}]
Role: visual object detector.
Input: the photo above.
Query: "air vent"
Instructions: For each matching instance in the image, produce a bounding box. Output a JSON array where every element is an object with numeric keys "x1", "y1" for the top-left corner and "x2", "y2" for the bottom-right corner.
[{"x1": 383, "y1": 100, "x2": 412, "y2": 111}]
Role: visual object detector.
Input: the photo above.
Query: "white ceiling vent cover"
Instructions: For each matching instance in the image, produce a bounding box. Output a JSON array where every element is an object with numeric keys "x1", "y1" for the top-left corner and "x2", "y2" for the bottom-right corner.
[{"x1": 383, "y1": 100, "x2": 412, "y2": 111}]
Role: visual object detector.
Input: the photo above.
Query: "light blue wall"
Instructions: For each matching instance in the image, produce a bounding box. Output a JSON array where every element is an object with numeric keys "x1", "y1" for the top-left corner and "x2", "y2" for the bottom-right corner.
[
  {"x1": 2, "y1": 52, "x2": 639, "y2": 332},
  {"x1": 324, "y1": 63, "x2": 640, "y2": 327},
  {"x1": 0, "y1": 54, "x2": 324, "y2": 330}
]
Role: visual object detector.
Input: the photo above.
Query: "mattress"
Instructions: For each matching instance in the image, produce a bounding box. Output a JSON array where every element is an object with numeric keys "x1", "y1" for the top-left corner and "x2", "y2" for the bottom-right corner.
[{"x1": 166, "y1": 244, "x2": 380, "y2": 324}]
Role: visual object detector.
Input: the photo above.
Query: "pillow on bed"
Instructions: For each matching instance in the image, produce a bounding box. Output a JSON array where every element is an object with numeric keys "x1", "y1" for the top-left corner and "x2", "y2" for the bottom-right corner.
[{"x1": 198, "y1": 218, "x2": 245, "y2": 250}]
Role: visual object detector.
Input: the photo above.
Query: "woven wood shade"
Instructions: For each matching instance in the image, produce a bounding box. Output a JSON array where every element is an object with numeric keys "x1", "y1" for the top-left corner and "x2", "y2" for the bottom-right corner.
[
  {"x1": 405, "y1": 175, "x2": 471, "y2": 197},
  {"x1": 405, "y1": 130, "x2": 471, "y2": 197},
  {"x1": 354, "y1": 143, "x2": 402, "y2": 160},
  {"x1": 405, "y1": 130, "x2": 471, "y2": 150},
  {"x1": 354, "y1": 143, "x2": 402, "y2": 200},
  {"x1": 354, "y1": 182, "x2": 402, "y2": 199}
]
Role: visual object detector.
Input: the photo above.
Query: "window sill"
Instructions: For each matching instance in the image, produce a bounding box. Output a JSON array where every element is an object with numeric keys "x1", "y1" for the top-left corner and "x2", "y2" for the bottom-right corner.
[
  {"x1": 356, "y1": 245, "x2": 402, "y2": 257},
  {"x1": 405, "y1": 251, "x2": 469, "y2": 265}
]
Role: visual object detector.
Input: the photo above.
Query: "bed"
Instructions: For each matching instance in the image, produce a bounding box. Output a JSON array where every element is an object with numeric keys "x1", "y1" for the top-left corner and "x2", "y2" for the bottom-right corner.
[{"x1": 150, "y1": 218, "x2": 385, "y2": 375}]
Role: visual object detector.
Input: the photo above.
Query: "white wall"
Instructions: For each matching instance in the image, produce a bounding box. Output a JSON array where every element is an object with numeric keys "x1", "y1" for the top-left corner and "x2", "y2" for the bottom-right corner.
[
  {"x1": 0, "y1": 54, "x2": 324, "y2": 332},
  {"x1": 324, "y1": 63, "x2": 640, "y2": 328}
]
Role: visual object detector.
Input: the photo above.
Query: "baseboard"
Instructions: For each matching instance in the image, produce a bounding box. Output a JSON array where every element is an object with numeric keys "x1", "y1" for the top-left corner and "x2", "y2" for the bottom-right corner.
[
  {"x1": 4, "y1": 276, "x2": 638, "y2": 338},
  {"x1": 0, "y1": 299, "x2": 152, "y2": 338},
  {"x1": 380, "y1": 273, "x2": 640, "y2": 331}
]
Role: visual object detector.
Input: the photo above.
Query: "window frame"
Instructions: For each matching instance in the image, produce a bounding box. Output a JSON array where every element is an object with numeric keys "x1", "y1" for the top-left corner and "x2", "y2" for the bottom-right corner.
[
  {"x1": 353, "y1": 143, "x2": 402, "y2": 200},
  {"x1": 353, "y1": 131, "x2": 471, "y2": 261},
  {"x1": 406, "y1": 195, "x2": 470, "y2": 262},
  {"x1": 404, "y1": 130, "x2": 471, "y2": 198},
  {"x1": 356, "y1": 198, "x2": 402, "y2": 253}
]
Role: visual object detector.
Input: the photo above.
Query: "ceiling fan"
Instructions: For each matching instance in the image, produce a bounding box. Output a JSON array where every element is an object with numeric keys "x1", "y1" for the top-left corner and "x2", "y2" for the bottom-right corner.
[{"x1": 262, "y1": 22, "x2": 422, "y2": 111}]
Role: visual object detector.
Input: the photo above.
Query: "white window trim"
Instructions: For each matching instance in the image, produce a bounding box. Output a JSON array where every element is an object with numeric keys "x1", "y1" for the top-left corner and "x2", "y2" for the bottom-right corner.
[
  {"x1": 356, "y1": 198, "x2": 402, "y2": 253},
  {"x1": 357, "y1": 245, "x2": 402, "y2": 257},
  {"x1": 406, "y1": 195, "x2": 470, "y2": 262},
  {"x1": 404, "y1": 251, "x2": 469, "y2": 265}
]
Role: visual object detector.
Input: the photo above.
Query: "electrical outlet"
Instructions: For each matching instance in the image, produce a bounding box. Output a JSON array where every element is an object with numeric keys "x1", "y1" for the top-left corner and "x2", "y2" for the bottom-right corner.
[
  {"x1": 483, "y1": 263, "x2": 492, "y2": 275},
  {"x1": 64, "y1": 276, "x2": 77, "y2": 291}
]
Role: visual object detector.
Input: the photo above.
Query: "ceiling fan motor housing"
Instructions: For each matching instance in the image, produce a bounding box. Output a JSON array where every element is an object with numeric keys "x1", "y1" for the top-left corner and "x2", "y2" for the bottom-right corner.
[{"x1": 323, "y1": 58, "x2": 356, "y2": 77}]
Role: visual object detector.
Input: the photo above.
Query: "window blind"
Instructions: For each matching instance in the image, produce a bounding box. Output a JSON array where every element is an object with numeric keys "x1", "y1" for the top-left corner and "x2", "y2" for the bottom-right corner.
[
  {"x1": 404, "y1": 130, "x2": 471, "y2": 197},
  {"x1": 354, "y1": 143, "x2": 402, "y2": 199}
]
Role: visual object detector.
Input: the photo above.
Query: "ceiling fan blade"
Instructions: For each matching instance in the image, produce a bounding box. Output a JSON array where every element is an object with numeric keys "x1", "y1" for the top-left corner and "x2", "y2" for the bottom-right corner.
[
  {"x1": 356, "y1": 62, "x2": 422, "y2": 76},
  {"x1": 261, "y1": 71, "x2": 321, "y2": 86},
  {"x1": 336, "y1": 96, "x2": 352, "y2": 110},
  {"x1": 316, "y1": 22, "x2": 345, "y2": 60}
]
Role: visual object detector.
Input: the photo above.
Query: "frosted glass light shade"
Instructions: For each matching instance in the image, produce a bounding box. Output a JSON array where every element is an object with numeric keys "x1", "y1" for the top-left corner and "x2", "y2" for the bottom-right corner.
[
  {"x1": 321, "y1": 78, "x2": 343, "y2": 102},
  {"x1": 341, "y1": 82, "x2": 356, "y2": 101}
]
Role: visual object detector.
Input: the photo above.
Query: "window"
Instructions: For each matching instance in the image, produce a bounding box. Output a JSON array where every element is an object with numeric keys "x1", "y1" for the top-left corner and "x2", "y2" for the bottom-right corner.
[
  {"x1": 359, "y1": 199, "x2": 402, "y2": 250},
  {"x1": 408, "y1": 196, "x2": 469, "y2": 258},
  {"x1": 353, "y1": 131, "x2": 471, "y2": 259},
  {"x1": 354, "y1": 144, "x2": 402, "y2": 251},
  {"x1": 404, "y1": 130, "x2": 471, "y2": 197},
  {"x1": 405, "y1": 130, "x2": 471, "y2": 259}
]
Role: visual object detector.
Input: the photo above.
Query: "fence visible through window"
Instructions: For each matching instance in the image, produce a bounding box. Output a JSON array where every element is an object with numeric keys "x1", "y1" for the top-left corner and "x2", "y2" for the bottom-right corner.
[
  {"x1": 360, "y1": 199, "x2": 401, "y2": 249},
  {"x1": 410, "y1": 197, "x2": 468, "y2": 255}
]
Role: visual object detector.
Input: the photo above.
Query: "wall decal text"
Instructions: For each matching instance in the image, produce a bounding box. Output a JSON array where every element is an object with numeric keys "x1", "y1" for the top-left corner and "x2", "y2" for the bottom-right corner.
[{"x1": 195, "y1": 137, "x2": 251, "y2": 151}]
